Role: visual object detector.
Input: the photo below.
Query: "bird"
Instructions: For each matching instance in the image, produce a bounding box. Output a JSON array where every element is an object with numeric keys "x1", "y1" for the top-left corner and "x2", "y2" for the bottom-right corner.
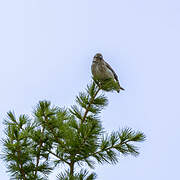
[{"x1": 91, "y1": 53, "x2": 124, "y2": 93}]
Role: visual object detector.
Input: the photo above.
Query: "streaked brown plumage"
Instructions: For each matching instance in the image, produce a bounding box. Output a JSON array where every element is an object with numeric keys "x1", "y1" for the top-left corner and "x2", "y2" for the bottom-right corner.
[{"x1": 91, "y1": 53, "x2": 124, "y2": 93}]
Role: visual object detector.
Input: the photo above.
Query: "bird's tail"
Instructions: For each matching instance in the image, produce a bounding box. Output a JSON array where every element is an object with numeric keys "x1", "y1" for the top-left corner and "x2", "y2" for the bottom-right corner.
[
  {"x1": 117, "y1": 87, "x2": 125, "y2": 93},
  {"x1": 120, "y1": 86, "x2": 125, "y2": 91},
  {"x1": 117, "y1": 81, "x2": 125, "y2": 93}
]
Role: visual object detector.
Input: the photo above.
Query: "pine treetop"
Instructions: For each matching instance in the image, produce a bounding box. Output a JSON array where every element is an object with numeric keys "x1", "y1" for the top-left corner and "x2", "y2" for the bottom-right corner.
[{"x1": 1, "y1": 80, "x2": 145, "y2": 180}]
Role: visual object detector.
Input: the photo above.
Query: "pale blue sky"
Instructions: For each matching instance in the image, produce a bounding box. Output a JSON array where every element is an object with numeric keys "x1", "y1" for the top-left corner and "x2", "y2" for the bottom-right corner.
[{"x1": 0, "y1": 0, "x2": 180, "y2": 179}]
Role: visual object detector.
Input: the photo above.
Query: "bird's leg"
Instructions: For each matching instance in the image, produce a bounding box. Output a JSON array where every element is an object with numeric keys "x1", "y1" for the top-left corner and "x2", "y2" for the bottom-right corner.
[
  {"x1": 93, "y1": 77, "x2": 102, "y2": 89},
  {"x1": 97, "y1": 80, "x2": 102, "y2": 89}
]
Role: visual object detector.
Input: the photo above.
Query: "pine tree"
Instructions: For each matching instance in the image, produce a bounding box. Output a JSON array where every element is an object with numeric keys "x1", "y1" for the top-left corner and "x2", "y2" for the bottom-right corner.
[{"x1": 1, "y1": 79, "x2": 145, "y2": 180}]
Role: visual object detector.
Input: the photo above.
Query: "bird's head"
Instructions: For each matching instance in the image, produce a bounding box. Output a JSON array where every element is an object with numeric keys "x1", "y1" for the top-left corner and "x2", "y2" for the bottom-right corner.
[{"x1": 93, "y1": 53, "x2": 103, "y2": 63}]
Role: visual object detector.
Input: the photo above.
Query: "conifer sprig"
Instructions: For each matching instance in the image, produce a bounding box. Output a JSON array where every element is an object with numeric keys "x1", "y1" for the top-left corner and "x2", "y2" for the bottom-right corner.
[{"x1": 1, "y1": 80, "x2": 146, "y2": 180}]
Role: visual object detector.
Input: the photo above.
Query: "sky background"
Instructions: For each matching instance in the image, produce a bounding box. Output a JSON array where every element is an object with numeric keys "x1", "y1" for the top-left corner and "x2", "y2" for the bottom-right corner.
[{"x1": 0, "y1": 0, "x2": 180, "y2": 179}]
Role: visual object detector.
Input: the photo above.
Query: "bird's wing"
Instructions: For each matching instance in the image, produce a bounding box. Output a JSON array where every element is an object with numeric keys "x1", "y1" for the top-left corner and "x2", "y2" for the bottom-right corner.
[{"x1": 104, "y1": 60, "x2": 119, "y2": 82}]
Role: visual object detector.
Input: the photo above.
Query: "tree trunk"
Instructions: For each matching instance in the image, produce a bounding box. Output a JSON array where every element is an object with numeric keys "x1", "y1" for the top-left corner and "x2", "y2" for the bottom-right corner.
[{"x1": 69, "y1": 161, "x2": 74, "y2": 179}]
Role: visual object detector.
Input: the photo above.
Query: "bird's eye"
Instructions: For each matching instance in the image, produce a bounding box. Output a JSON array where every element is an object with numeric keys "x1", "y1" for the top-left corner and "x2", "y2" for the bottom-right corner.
[{"x1": 94, "y1": 54, "x2": 102, "y2": 59}]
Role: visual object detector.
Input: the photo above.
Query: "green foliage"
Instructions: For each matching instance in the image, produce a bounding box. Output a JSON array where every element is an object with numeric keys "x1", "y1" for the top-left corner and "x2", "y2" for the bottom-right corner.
[
  {"x1": 1, "y1": 80, "x2": 146, "y2": 180},
  {"x1": 93, "y1": 78, "x2": 120, "y2": 92},
  {"x1": 2, "y1": 111, "x2": 52, "y2": 180},
  {"x1": 57, "y1": 169, "x2": 97, "y2": 180}
]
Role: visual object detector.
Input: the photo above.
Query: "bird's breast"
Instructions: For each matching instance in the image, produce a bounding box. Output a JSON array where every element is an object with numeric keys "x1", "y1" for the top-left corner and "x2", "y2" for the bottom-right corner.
[{"x1": 91, "y1": 62, "x2": 114, "y2": 80}]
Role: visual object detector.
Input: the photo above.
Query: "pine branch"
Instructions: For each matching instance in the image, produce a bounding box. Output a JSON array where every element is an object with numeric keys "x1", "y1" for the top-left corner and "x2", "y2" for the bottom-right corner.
[
  {"x1": 71, "y1": 82, "x2": 103, "y2": 159},
  {"x1": 46, "y1": 149, "x2": 70, "y2": 165},
  {"x1": 43, "y1": 116, "x2": 69, "y2": 152},
  {"x1": 34, "y1": 101, "x2": 69, "y2": 153},
  {"x1": 2, "y1": 112, "x2": 32, "y2": 179},
  {"x1": 16, "y1": 148, "x2": 27, "y2": 180},
  {"x1": 57, "y1": 169, "x2": 97, "y2": 180},
  {"x1": 34, "y1": 126, "x2": 45, "y2": 177},
  {"x1": 76, "y1": 128, "x2": 145, "y2": 165},
  {"x1": 81, "y1": 85, "x2": 101, "y2": 124}
]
